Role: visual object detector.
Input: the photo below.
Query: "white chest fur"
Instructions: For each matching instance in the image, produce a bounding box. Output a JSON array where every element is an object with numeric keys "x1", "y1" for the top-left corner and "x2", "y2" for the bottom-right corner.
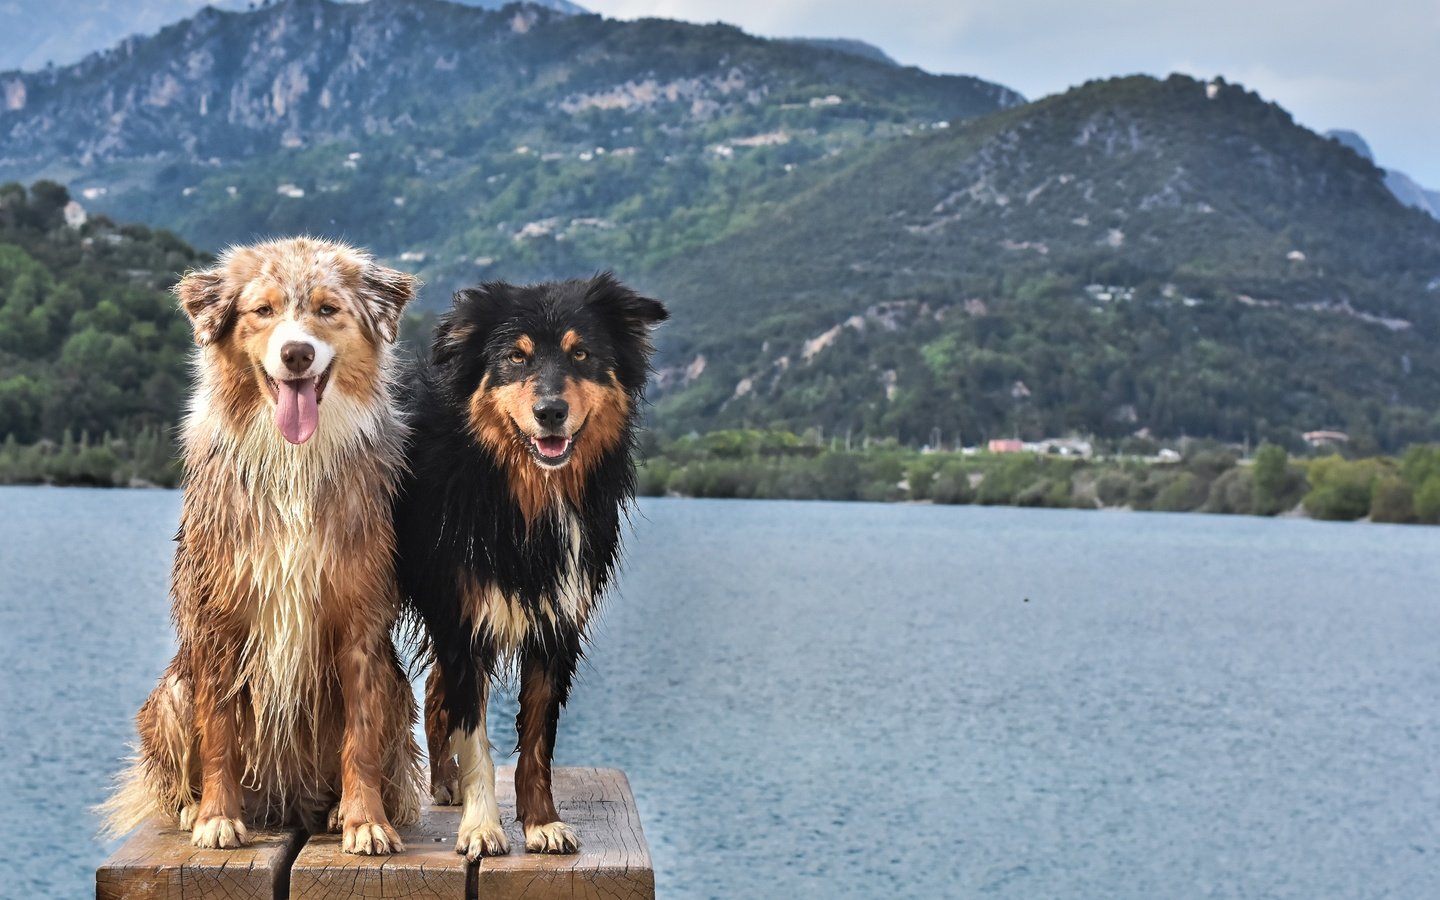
[{"x1": 470, "y1": 510, "x2": 589, "y2": 651}]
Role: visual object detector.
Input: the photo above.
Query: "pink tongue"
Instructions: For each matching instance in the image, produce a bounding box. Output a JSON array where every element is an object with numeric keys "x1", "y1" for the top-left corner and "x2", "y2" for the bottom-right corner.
[
  {"x1": 536, "y1": 436, "x2": 569, "y2": 458},
  {"x1": 274, "y1": 378, "x2": 319, "y2": 445}
]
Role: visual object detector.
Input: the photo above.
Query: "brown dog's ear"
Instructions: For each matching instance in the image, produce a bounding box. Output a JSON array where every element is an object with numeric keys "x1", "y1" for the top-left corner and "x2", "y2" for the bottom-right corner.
[
  {"x1": 174, "y1": 267, "x2": 234, "y2": 347},
  {"x1": 361, "y1": 263, "x2": 418, "y2": 344}
]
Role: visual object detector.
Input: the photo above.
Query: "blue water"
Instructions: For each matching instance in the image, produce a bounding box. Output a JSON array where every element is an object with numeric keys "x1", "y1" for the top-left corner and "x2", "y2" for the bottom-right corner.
[{"x1": 2, "y1": 486, "x2": 1439, "y2": 898}]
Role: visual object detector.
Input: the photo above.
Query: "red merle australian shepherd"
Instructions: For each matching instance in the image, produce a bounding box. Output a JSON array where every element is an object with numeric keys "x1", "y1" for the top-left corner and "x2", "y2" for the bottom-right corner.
[
  {"x1": 395, "y1": 274, "x2": 667, "y2": 857},
  {"x1": 100, "y1": 237, "x2": 424, "y2": 854}
]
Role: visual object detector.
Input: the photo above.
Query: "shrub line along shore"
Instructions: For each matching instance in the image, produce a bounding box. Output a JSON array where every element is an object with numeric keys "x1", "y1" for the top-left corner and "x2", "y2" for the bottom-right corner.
[
  {"x1": 11, "y1": 427, "x2": 1437, "y2": 525},
  {"x1": 634, "y1": 431, "x2": 1440, "y2": 524}
]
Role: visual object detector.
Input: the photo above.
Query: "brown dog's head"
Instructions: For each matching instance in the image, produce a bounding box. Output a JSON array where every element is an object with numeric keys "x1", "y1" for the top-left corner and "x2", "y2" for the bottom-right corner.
[
  {"x1": 175, "y1": 237, "x2": 416, "y2": 444},
  {"x1": 433, "y1": 274, "x2": 668, "y2": 475}
]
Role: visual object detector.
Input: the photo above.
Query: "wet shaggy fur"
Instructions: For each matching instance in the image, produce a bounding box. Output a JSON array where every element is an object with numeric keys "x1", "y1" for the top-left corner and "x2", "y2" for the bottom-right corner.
[
  {"x1": 99, "y1": 238, "x2": 425, "y2": 855},
  {"x1": 395, "y1": 274, "x2": 667, "y2": 858}
]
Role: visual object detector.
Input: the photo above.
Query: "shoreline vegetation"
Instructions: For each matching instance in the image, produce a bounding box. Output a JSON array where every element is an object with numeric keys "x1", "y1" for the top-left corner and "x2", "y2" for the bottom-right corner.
[
  {"x1": 634, "y1": 431, "x2": 1440, "y2": 524},
  {"x1": 7, "y1": 428, "x2": 1440, "y2": 525}
]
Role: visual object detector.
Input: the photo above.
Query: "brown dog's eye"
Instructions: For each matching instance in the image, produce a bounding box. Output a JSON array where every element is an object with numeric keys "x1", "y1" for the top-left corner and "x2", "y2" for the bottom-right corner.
[
  {"x1": 572, "y1": 348, "x2": 588, "y2": 362},
  {"x1": 509, "y1": 351, "x2": 528, "y2": 365},
  {"x1": 318, "y1": 304, "x2": 338, "y2": 317},
  {"x1": 254, "y1": 305, "x2": 273, "y2": 318}
]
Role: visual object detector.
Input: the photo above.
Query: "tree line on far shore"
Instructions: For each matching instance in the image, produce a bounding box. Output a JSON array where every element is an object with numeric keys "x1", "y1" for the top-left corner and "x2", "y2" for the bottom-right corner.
[
  {"x1": 635, "y1": 430, "x2": 1440, "y2": 524},
  {"x1": 7, "y1": 424, "x2": 1440, "y2": 525}
]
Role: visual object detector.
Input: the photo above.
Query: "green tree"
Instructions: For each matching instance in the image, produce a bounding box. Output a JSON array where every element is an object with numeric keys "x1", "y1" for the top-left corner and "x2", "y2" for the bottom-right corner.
[
  {"x1": 1370, "y1": 477, "x2": 1416, "y2": 524},
  {"x1": 1303, "y1": 456, "x2": 1381, "y2": 521},
  {"x1": 930, "y1": 460, "x2": 974, "y2": 504},
  {"x1": 1414, "y1": 475, "x2": 1440, "y2": 524},
  {"x1": 1251, "y1": 443, "x2": 1290, "y2": 516}
]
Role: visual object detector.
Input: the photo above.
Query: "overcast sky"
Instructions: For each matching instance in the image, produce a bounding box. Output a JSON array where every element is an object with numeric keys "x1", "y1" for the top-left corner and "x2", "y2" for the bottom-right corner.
[{"x1": 584, "y1": 0, "x2": 1440, "y2": 187}]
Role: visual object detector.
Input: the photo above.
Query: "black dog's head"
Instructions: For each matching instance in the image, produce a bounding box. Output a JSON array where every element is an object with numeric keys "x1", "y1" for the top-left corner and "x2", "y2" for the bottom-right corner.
[{"x1": 432, "y1": 273, "x2": 668, "y2": 476}]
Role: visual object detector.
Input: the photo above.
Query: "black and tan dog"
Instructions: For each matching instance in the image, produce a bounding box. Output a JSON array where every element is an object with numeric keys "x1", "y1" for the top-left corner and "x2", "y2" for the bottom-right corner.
[
  {"x1": 101, "y1": 238, "x2": 424, "y2": 854},
  {"x1": 395, "y1": 274, "x2": 667, "y2": 858}
]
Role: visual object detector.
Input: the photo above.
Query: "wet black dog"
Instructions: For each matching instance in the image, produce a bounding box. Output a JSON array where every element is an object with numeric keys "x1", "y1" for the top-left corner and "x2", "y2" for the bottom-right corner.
[{"x1": 394, "y1": 274, "x2": 666, "y2": 858}]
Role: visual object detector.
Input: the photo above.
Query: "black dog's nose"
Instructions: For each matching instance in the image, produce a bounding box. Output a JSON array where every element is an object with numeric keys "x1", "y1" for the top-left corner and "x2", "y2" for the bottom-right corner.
[
  {"x1": 533, "y1": 398, "x2": 569, "y2": 429},
  {"x1": 281, "y1": 341, "x2": 315, "y2": 375}
]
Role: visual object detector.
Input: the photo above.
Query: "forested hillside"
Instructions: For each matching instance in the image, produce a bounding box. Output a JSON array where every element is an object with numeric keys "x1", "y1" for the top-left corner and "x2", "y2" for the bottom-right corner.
[
  {"x1": 0, "y1": 0, "x2": 1019, "y2": 292},
  {"x1": 0, "y1": 182, "x2": 206, "y2": 483},
  {"x1": 5, "y1": 3, "x2": 1440, "y2": 459},
  {"x1": 644, "y1": 75, "x2": 1440, "y2": 450}
]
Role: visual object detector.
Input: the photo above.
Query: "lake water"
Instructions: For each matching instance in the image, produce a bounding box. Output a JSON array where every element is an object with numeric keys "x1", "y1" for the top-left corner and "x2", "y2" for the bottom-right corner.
[{"x1": 1, "y1": 487, "x2": 1438, "y2": 898}]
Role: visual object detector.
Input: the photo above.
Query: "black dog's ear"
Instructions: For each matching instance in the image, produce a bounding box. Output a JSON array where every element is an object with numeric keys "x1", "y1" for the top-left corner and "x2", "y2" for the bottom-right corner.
[
  {"x1": 361, "y1": 262, "x2": 419, "y2": 344},
  {"x1": 174, "y1": 266, "x2": 234, "y2": 347},
  {"x1": 585, "y1": 272, "x2": 669, "y2": 335},
  {"x1": 432, "y1": 286, "x2": 497, "y2": 366}
]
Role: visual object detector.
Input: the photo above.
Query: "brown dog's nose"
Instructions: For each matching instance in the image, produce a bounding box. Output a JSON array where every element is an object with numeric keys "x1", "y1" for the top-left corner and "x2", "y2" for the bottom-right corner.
[{"x1": 281, "y1": 341, "x2": 315, "y2": 374}]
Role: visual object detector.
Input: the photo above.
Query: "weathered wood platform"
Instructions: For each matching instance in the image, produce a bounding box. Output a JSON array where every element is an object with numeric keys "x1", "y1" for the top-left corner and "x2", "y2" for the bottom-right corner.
[{"x1": 96, "y1": 768, "x2": 653, "y2": 900}]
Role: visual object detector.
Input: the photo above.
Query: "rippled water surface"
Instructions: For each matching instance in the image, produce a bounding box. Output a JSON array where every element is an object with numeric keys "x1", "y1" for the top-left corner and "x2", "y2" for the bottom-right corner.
[{"x1": 2, "y1": 487, "x2": 1439, "y2": 898}]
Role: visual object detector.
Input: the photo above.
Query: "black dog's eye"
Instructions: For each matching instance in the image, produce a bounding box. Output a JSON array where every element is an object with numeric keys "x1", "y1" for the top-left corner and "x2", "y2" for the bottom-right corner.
[
  {"x1": 254, "y1": 305, "x2": 273, "y2": 318},
  {"x1": 318, "y1": 304, "x2": 338, "y2": 317},
  {"x1": 509, "y1": 350, "x2": 528, "y2": 365},
  {"x1": 572, "y1": 348, "x2": 588, "y2": 362}
]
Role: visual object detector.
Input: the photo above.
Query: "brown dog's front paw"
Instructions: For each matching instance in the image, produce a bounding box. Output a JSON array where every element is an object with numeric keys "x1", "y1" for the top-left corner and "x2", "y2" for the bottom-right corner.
[
  {"x1": 343, "y1": 820, "x2": 404, "y2": 855},
  {"x1": 192, "y1": 815, "x2": 249, "y2": 849},
  {"x1": 524, "y1": 821, "x2": 579, "y2": 854},
  {"x1": 431, "y1": 778, "x2": 461, "y2": 806}
]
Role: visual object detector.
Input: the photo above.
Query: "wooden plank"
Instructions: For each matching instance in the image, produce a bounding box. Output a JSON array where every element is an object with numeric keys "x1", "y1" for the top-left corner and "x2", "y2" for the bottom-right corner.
[
  {"x1": 475, "y1": 767, "x2": 655, "y2": 900},
  {"x1": 285, "y1": 768, "x2": 653, "y2": 900},
  {"x1": 97, "y1": 768, "x2": 653, "y2": 900},
  {"x1": 286, "y1": 805, "x2": 469, "y2": 900},
  {"x1": 95, "y1": 820, "x2": 306, "y2": 900}
]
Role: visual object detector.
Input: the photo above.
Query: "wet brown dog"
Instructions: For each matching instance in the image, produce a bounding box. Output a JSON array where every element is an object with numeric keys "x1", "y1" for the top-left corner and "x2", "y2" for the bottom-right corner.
[{"x1": 100, "y1": 237, "x2": 424, "y2": 854}]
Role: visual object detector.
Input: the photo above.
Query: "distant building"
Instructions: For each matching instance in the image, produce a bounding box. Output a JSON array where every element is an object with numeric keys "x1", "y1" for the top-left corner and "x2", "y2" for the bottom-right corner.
[
  {"x1": 988, "y1": 439, "x2": 1024, "y2": 454},
  {"x1": 1303, "y1": 430, "x2": 1349, "y2": 447},
  {"x1": 63, "y1": 200, "x2": 86, "y2": 229}
]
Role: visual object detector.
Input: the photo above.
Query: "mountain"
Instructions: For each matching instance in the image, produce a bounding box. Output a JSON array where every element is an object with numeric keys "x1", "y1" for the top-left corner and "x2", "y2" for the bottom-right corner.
[
  {"x1": 785, "y1": 38, "x2": 898, "y2": 67},
  {"x1": 0, "y1": 0, "x2": 1020, "y2": 291},
  {"x1": 0, "y1": 0, "x2": 584, "y2": 72},
  {"x1": 1326, "y1": 129, "x2": 1440, "y2": 219},
  {"x1": 0, "y1": 1, "x2": 202, "y2": 72},
  {"x1": 4, "y1": 5, "x2": 1438, "y2": 452},
  {"x1": 642, "y1": 76, "x2": 1440, "y2": 450},
  {"x1": 1383, "y1": 171, "x2": 1440, "y2": 220}
]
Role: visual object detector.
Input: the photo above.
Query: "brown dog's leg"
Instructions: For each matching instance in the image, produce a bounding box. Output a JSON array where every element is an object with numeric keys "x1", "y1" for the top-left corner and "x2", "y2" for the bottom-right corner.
[
  {"x1": 190, "y1": 648, "x2": 247, "y2": 849},
  {"x1": 134, "y1": 652, "x2": 201, "y2": 829},
  {"x1": 514, "y1": 647, "x2": 580, "y2": 853},
  {"x1": 425, "y1": 665, "x2": 461, "y2": 805},
  {"x1": 335, "y1": 630, "x2": 405, "y2": 855}
]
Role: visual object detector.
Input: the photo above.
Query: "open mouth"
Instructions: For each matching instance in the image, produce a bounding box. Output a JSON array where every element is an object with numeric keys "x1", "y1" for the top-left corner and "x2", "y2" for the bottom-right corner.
[
  {"x1": 263, "y1": 367, "x2": 331, "y2": 445},
  {"x1": 527, "y1": 433, "x2": 574, "y2": 467},
  {"x1": 513, "y1": 421, "x2": 581, "y2": 468}
]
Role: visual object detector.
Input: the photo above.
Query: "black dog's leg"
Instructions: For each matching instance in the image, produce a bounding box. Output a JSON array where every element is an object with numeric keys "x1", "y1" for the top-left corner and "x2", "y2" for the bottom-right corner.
[
  {"x1": 514, "y1": 632, "x2": 582, "y2": 853},
  {"x1": 449, "y1": 643, "x2": 509, "y2": 859},
  {"x1": 424, "y1": 664, "x2": 461, "y2": 804}
]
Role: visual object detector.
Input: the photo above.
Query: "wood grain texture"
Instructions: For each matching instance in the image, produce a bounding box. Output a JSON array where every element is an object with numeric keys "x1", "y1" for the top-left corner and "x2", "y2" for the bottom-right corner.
[
  {"x1": 475, "y1": 767, "x2": 655, "y2": 900},
  {"x1": 286, "y1": 805, "x2": 469, "y2": 900},
  {"x1": 96, "y1": 768, "x2": 653, "y2": 900},
  {"x1": 95, "y1": 821, "x2": 306, "y2": 900}
]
